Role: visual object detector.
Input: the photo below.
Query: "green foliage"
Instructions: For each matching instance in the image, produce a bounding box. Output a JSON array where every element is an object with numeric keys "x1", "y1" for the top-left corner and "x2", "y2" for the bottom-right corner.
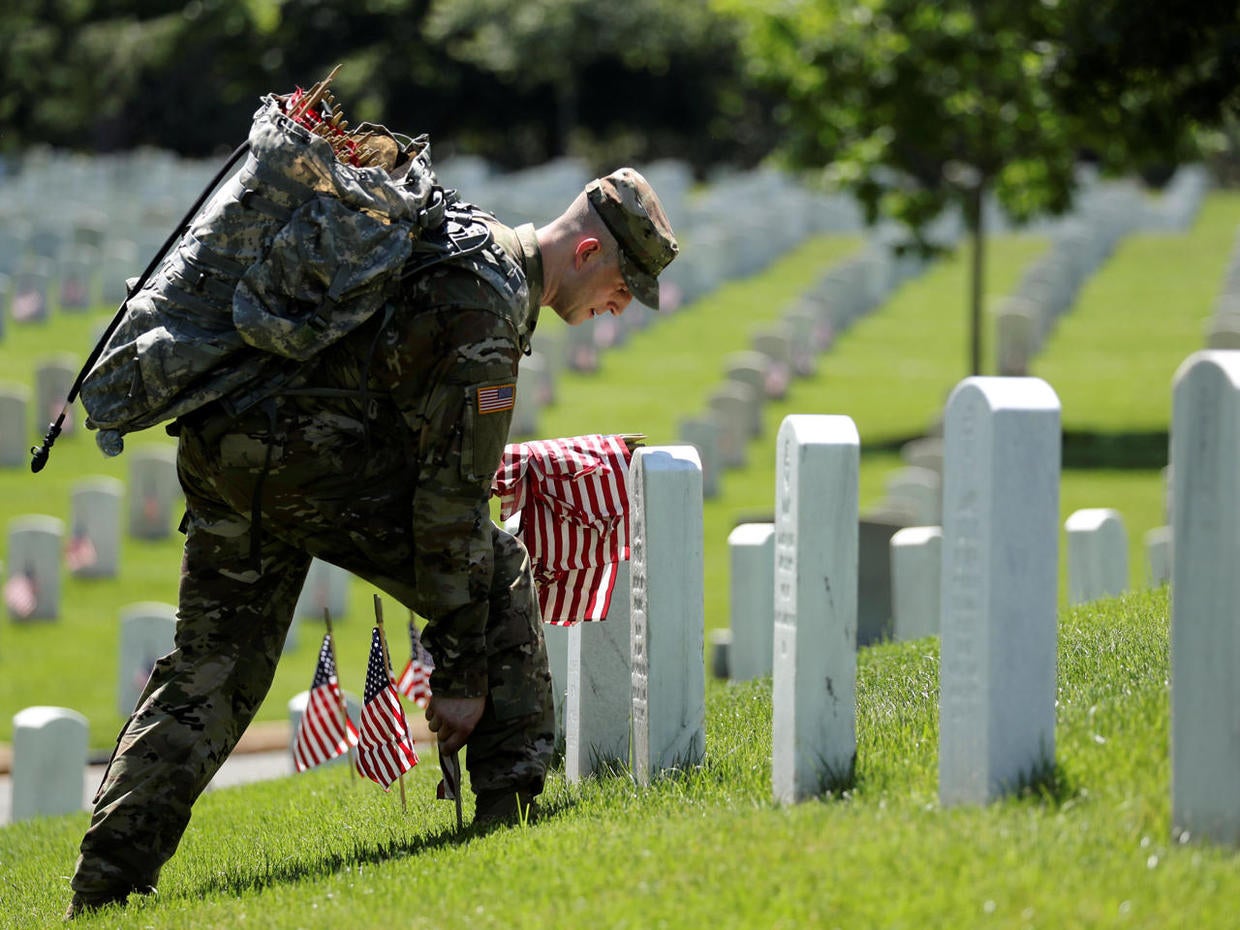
[
  {"x1": 0, "y1": 0, "x2": 771, "y2": 170},
  {"x1": 719, "y1": 0, "x2": 1076, "y2": 248}
]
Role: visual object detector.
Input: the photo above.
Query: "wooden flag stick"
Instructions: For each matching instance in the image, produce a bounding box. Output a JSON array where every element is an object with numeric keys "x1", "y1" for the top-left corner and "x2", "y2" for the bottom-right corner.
[
  {"x1": 323, "y1": 609, "x2": 356, "y2": 783},
  {"x1": 373, "y1": 594, "x2": 408, "y2": 813}
]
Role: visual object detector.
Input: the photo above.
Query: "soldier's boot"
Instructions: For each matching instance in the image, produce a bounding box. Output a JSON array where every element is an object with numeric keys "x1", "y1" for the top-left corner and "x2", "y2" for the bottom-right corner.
[
  {"x1": 473, "y1": 788, "x2": 538, "y2": 829},
  {"x1": 64, "y1": 885, "x2": 155, "y2": 920}
]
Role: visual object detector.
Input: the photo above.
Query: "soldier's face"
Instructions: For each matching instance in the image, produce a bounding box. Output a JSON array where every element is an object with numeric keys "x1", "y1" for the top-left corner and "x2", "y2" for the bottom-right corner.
[{"x1": 555, "y1": 249, "x2": 632, "y2": 326}]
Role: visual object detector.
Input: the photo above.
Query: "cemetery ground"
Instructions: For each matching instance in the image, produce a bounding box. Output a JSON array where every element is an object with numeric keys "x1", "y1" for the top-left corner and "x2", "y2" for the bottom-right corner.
[
  {"x1": 1, "y1": 190, "x2": 1240, "y2": 926},
  {"x1": 4, "y1": 588, "x2": 1240, "y2": 928}
]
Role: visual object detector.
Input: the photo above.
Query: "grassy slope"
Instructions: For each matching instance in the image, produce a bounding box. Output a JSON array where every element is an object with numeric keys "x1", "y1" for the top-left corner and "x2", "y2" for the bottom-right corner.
[{"x1": 5, "y1": 588, "x2": 1240, "y2": 929}]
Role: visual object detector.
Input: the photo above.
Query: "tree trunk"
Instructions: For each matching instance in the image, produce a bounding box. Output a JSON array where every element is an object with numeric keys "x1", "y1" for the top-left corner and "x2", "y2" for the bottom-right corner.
[
  {"x1": 968, "y1": 181, "x2": 986, "y2": 377},
  {"x1": 553, "y1": 80, "x2": 578, "y2": 158}
]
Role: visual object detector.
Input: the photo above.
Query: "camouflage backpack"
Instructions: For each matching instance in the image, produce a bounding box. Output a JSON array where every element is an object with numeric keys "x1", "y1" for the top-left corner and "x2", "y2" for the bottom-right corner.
[{"x1": 32, "y1": 71, "x2": 492, "y2": 470}]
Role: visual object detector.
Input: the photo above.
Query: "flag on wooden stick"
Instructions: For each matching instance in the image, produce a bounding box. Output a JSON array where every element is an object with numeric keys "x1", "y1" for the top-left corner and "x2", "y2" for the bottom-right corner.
[
  {"x1": 356, "y1": 626, "x2": 418, "y2": 789},
  {"x1": 395, "y1": 616, "x2": 434, "y2": 708},
  {"x1": 292, "y1": 633, "x2": 358, "y2": 772}
]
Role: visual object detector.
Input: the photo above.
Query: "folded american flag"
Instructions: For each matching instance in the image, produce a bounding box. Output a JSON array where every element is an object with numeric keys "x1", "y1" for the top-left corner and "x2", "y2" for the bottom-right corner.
[{"x1": 491, "y1": 434, "x2": 633, "y2": 625}]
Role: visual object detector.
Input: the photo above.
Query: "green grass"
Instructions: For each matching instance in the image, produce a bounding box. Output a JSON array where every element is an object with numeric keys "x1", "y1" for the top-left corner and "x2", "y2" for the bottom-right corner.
[{"x1": 5, "y1": 588, "x2": 1240, "y2": 928}]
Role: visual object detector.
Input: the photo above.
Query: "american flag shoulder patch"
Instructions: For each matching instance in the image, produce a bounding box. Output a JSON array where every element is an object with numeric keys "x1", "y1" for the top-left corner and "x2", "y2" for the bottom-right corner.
[{"x1": 476, "y1": 382, "x2": 516, "y2": 415}]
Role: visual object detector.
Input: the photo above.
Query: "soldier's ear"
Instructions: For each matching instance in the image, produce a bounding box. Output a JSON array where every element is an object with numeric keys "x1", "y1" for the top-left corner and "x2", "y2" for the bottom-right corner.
[{"x1": 573, "y1": 237, "x2": 602, "y2": 269}]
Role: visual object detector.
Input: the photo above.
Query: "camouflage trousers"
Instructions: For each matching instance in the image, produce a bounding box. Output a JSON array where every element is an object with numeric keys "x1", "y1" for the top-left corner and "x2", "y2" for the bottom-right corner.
[{"x1": 71, "y1": 409, "x2": 553, "y2": 897}]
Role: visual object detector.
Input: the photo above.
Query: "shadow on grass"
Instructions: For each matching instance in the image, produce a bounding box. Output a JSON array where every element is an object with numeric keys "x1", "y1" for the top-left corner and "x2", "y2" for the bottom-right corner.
[
  {"x1": 188, "y1": 795, "x2": 583, "y2": 900},
  {"x1": 863, "y1": 429, "x2": 1170, "y2": 470},
  {"x1": 1011, "y1": 756, "x2": 1077, "y2": 807}
]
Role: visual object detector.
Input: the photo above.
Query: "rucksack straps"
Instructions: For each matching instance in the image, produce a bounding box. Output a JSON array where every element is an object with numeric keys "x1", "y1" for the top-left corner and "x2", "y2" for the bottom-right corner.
[{"x1": 30, "y1": 139, "x2": 253, "y2": 473}]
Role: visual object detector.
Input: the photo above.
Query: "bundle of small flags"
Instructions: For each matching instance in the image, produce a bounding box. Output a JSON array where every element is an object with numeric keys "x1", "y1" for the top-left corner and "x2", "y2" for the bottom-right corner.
[{"x1": 292, "y1": 622, "x2": 424, "y2": 792}]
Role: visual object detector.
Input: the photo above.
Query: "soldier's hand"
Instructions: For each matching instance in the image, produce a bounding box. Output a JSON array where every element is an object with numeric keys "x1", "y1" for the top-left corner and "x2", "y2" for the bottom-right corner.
[{"x1": 426, "y1": 695, "x2": 486, "y2": 755}]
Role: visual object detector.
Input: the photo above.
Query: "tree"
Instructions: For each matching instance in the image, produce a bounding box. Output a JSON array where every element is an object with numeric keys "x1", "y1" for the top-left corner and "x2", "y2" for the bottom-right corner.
[
  {"x1": 424, "y1": 0, "x2": 750, "y2": 162},
  {"x1": 721, "y1": 0, "x2": 1083, "y2": 376}
]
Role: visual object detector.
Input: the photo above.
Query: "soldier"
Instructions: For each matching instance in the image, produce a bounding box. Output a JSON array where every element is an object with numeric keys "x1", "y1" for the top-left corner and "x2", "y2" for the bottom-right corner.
[{"x1": 66, "y1": 167, "x2": 678, "y2": 918}]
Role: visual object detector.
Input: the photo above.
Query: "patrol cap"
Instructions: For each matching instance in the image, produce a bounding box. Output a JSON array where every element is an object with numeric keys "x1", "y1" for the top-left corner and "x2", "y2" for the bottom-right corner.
[{"x1": 585, "y1": 167, "x2": 679, "y2": 310}]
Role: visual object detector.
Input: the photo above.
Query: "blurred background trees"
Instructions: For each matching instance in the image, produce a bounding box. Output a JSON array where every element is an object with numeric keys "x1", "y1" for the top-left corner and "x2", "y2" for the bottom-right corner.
[{"x1": 0, "y1": 0, "x2": 1235, "y2": 226}]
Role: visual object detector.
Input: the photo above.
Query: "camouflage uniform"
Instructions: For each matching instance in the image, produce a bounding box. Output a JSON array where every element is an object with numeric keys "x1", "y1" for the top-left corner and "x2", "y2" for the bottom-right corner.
[{"x1": 70, "y1": 218, "x2": 554, "y2": 900}]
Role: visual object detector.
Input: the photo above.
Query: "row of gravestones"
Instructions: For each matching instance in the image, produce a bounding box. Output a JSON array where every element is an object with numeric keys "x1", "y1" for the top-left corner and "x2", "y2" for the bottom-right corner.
[
  {"x1": 12, "y1": 353, "x2": 1240, "y2": 843},
  {"x1": 542, "y1": 358, "x2": 1240, "y2": 845},
  {"x1": 1, "y1": 449, "x2": 182, "y2": 620},
  {"x1": 675, "y1": 230, "x2": 946, "y2": 502},
  {"x1": 722, "y1": 503, "x2": 1169, "y2": 668},
  {"x1": 0, "y1": 152, "x2": 860, "y2": 357},
  {"x1": 1203, "y1": 224, "x2": 1240, "y2": 349},
  {"x1": 995, "y1": 168, "x2": 1210, "y2": 377}
]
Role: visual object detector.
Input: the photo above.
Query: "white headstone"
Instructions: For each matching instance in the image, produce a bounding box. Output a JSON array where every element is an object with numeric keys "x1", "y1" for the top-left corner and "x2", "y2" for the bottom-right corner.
[
  {"x1": 6, "y1": 514, "x2": 64, "y2": 621},
  {"x1": 68, "y1": 476, "x2": 124, "y2": 579},
  {"x1": 884, "y1": 466, "x2": 941, "y2": 526},
  {"x1": 901, "y1": 436, "x2": 944, "y2": 475},
  {"x1": 1064, "y1": 507, "x2": 1129, "y2": 605},
  {"x1": 58, "y1": 250, "x2": 97, "y2": 312},
  {"x1": 565, "y1": 561, "x2": 633, "y2": 783},
  {"x1": 34, "y1": 355, "x2": 77, "y2": 437},
  {"x1": 723, "y1": 353, "x2": 769, "y2": 437},
  {"x1": 727, "y1": 522, "x2": 776, "y2": 682},
  {"x1": 294, "y1": 558, "x2": 352, "y2": 620},
  {"x1": 995, "y1": 299, "x2": 1039, "y2": 376},
  {"x1": 12, "y1": 262, "x2": 52, "y2": 324},
  {"x1": 708, "y1": 383, "x2": 756, "y2": 468},
  {"x1": 544, "y1": 621, "x2": 571, "y2": 755},
  {"x1": 0, "y1": 383, "x2": 29, "y2": 469},
  {"x1": 1170, "y1": 351, "x2": 1240, "y2": 844},
  {"x1": 772, "y1": 415, "x2": 859, "y2": 803},
  {"x1": 890, "y1": 525, "x2": 942, "y2": 641},
  {"x1": 127, "y1": 445, "x2": 180, "y2": 540},
  {"x1": 117, "y1": 602, "x2": 177, "y2": 716},
  {"x1": 751, "y1": 331, "x2": 795, "y2": 400},
  {"x1": 630, "y1": 445, "x2": 705, "y2": 784},
  {"x1": 939, "y1": 377, "x2": 1060, "y2": 806},
  {"x1": 1145, "y1": 525, "x2": 1171, "y2": 588},
  {"x1": 678, "y1": 417, "x2": 721, "y2": 499},
  {"x1": 509, "y1": 365, "x2": 542, "y2": 439},
  {"x1": 10, "y1": 706, "x2": 89, "y2": 821}
]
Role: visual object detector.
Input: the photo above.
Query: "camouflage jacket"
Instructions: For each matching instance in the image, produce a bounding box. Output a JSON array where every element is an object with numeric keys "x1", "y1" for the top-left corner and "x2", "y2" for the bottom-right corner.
[{"x1": 285, "y1": 217, "x2": 543, "y2": 698}]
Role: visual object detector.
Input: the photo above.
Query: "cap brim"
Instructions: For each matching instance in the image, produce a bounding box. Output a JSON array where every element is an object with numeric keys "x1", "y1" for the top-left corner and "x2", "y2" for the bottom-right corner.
[{"x1": 619, "y1": 250, "x2": 661, "y2": 310}]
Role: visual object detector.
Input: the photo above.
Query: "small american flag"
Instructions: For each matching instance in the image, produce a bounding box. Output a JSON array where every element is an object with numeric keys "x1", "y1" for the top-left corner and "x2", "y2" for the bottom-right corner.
[
  {"x1": 65, "y1": 527, "x2": 98, "y2": 574},
  {"x1": 395, "y1": 619, "x2": 434, "y2": 708},
  {"x1": 10, "y1": 290, "x2": 46, "y2": 323},
  {"x1": 4, "y1": 568, "x2": 38, "y2": 619},
  {"x1": 356, "y1": 627, "x2": 418, "y2": 788},
  {"x1": 476, "y1": 383, "x2": 516, "y2": 414},
  {"x1": 293, "y1": 634, "x2": 359, "y2": 773}
]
